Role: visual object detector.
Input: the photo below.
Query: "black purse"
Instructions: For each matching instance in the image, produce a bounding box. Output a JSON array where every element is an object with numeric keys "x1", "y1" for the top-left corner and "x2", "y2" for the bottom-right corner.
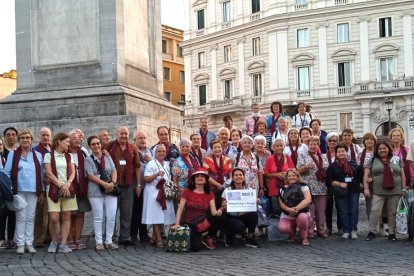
[{"x1": 92, "y1": 155, "x2": 121, "y2": 197}]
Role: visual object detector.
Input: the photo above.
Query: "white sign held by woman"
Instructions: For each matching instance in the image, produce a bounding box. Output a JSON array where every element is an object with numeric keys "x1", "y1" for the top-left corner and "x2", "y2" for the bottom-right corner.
[{"x1": 226, "y1": 190, "x2": 257, "y2": 212}]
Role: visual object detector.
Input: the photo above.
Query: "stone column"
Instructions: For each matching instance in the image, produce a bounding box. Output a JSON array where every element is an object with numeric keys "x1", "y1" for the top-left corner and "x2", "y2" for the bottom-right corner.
[
  {"x1": 268, "y1": 30, "x2": 278, "y2": 91},
  {"x1": 237, "y1": 36, "x2": 246, "y2": 97},
  {"x1": 358, "y1": 99, "x2": 372, "y2": 134},
  {"x1": 317, "y1": 24, "x2": 328, "y2": 87},
  {"x1": 208, "y1": 0, "x2": 216, "y2": 33},
  {"x1": 277, "y1": 29, "x2": 289, "y2": 89}
]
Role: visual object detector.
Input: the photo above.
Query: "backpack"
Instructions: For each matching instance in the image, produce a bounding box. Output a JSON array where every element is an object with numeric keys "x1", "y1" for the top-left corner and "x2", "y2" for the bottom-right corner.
[
  {"x1": 280, "y1": 183, "x2": 309, "y2": 213},
  {"x1": 235, "y1": 152, "x2": 260, "y2": 168}
]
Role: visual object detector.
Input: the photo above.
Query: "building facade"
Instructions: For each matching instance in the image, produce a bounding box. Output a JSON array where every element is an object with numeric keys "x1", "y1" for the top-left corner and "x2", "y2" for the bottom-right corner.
[
  {"x1": 162, "y1": 25, "x2": 185, "y2": 106},
  {"x1": 181, "y1": 0, "x2": 414, "y2": 142}
]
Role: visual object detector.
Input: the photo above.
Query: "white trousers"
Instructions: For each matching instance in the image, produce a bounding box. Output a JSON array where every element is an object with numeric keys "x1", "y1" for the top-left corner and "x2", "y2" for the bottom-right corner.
[
  {"x1": 15, "y1": 192, "x2": 38, "y2": 246},
  {"x1": 89, "y1": 196, "x2": 118, "y2": 244}
]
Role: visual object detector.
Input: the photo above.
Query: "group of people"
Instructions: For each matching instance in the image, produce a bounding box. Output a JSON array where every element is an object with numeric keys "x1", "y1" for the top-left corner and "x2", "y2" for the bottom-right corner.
[{"x1": 0, "y1": 101, "x2": 413, "y2": 253}]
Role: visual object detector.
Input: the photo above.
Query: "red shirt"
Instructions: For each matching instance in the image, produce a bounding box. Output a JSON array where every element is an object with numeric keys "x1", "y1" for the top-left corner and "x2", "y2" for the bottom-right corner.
[
  {"x1": 264, "y1": 154, "x2": 295, "y2": 196},
  {"x1": 181, "y1": 189, "x2": 214, "y2": 223}
]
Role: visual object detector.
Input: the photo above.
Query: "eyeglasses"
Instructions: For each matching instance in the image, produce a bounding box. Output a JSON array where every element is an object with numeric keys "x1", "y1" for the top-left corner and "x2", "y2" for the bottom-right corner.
[
  {"x1": 19, "y1": 136, "x2": 31, "y2": 140},
  {"x1": 91, "y1": 142, "x2": 101, "y2": 146},
  {"x1": 328, "y1": 140, "x2": 337, "y2": 143}
]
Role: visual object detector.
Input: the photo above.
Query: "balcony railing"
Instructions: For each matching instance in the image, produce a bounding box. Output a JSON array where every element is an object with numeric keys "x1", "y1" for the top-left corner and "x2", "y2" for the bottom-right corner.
[
  {"x1": 334, "y1": 0, "x2": 348, "y2": 5},
  {"x1": 250, "y1": 13, "x2": 261, "y2": 21},
  {"x1": 297, "y1": 90, "x2": 310, "y2": 98},
  {"x1": 337, "y1": 86, "x2": 352, "y2": 95},
  {"x1": 295, "y1": 3, "x2": 308, "y2": 11},
  {"x1": 358, "y1": 79, "x2": 414, "y2": 92},
  {"x1": 211, "y1": 99, "x2": 233, "y2": 108},
  {"x1": 374, "y1": 80, "x2": 399, "y2": 90},
  {"x1": 196, "y1": 29, "x2": 205, "y2": 37},
  {"x1": 221, "y1": 22, "x2": 231, "y2": 29}
]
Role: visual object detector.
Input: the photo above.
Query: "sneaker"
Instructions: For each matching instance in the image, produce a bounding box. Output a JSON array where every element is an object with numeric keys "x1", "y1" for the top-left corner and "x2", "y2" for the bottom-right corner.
[
  {"x1": 57, "y1": 243, "x2": 72, "y2": 253},
  {"x1": 366, "y1": 232, "x2": 376, "y2": 241},
  {"x1": 26, "y1": 245, "x2": 37, "y2": 253},
  {"x1": 105, "y1": 243, "x2": 119, "y2": 250},
  {"x1": 16, "y1": 246, "x2": 24, "y2": 255},
  {"x1": 351, "y1": 231, "x2": 358, "y2": 239},
  {"x1": 341, "y1": 233, "x2": 350, "y2": 239},
  {"x1": 47, "y1": 242, "x2": 58, "y2": 253},
  {"x1": 201, "y1": 236, "x2": 216, "y2": 249},
  {"x1": 245, "y1": 237, "x2": 260, "y2": 248},
  {"x1": 0, "y1": 240, "x2": 7, "y2": 249},
  {"x1": 380, "y1": 227, "x2": 389, "y2": 237},
  {"x1": 388, "y1": 234, "x2": 397, "y2": 242}
]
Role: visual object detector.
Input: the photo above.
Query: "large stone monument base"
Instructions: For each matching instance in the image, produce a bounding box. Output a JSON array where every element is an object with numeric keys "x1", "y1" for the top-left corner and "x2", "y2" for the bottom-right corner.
[{"x1": 0, "y1": 83, "x2": 182, "y2": 144}]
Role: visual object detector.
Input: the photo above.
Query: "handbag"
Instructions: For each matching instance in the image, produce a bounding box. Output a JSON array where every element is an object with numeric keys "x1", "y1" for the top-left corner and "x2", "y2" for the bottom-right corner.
[
  {"x1": 259, "y1": 196, "x2": 271, "y2": 216},
  {"x1": 92, "y1": 156, "x2": 121, "y2": 197},
  {"x1": 331, "y1": 186, "x2": 348, "y2": 197},
  {"x1": 396, "y1": 197, "x2": 408, "y2": 235},
  {"x1": 257, "y1": 204, "x2": 270, "y2": 228},
  {"x1": 267, "y1": 218, "x2": 288, "y2": 241},
  {"x1": 164, "y1": 180, "x2": 178, "y2": 199},
  {"x1": 166, "y1": 225, "x2": 191, "y2": 252},
  {"x1": 189, "y1": 216, "x2": 211, "y2": 233}
]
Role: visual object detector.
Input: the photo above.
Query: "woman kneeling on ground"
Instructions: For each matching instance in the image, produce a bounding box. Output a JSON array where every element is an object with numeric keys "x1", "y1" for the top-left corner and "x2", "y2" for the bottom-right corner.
[
  {"x1": 278, "y1": 169, "x2": 312, "y2": 246},
  {"x1": 221, "y1": 168, "x2": 259, "y2": 248},
  {"x1": 173, "y1": 170, "x2": 223, "y2": 251}
]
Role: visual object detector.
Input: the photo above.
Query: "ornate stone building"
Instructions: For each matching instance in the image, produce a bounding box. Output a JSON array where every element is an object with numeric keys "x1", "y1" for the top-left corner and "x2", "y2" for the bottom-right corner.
[{"x1": 181, "y1": 0, "x2": 414, "y2": 141}]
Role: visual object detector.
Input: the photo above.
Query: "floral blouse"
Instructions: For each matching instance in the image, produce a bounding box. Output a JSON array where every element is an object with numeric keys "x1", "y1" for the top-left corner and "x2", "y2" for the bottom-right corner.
[
  {"x1": 172, "y1": 156, "x2": 191, "y2": 189},
  {"x1": 297, "y1": 152, "x2": 329, "y2": 195},
  {"x1": 232, "y1": 152, "x2": 263, "y2": 191}
]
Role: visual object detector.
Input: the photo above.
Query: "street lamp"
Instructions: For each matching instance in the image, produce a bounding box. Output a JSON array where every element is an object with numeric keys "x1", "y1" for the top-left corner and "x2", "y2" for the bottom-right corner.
[{"x1": 384, "y1": 97, "x2": 393, "y2": 132}]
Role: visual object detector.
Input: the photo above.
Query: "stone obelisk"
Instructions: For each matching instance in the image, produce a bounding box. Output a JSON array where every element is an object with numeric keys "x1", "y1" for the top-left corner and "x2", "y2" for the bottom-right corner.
[{"x1": 0, "y1": 0, "x2": 182, "y2": 143}]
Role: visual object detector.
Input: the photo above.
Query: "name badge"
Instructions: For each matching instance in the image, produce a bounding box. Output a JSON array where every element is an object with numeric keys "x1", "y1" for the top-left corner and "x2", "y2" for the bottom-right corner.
[
  {"x1": 345, "y1": 177, "x2": 353, "y2": 183},
  {"x1": 119, "y1": 160, "x2": 127, "y2": 166}
]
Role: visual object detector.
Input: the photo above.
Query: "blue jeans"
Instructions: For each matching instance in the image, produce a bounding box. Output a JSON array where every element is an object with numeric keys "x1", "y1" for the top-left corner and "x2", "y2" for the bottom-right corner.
[{"x1": 335, "y1": 192, "x2": 359, "y2": 233}]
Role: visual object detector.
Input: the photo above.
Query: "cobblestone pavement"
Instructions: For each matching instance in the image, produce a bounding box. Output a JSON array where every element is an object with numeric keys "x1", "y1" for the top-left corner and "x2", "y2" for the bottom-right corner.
[{"x1": 1, "y1": 199, "x2": 414, "y2": 276}]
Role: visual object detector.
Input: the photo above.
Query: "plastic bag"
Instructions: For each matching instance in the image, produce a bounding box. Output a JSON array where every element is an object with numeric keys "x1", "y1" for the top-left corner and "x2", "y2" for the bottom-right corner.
[{"x1": 396, "y1": 197, "x2": 408, "y2": 235}]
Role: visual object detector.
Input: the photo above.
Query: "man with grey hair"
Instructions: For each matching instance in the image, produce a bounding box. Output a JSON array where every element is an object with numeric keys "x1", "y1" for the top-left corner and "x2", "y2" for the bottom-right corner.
[
  {"x1": 109, "y1": 126, "x2": 141, "y2": 245},
  {"x1": 33, "y1": 127, "x2": 52, "y2": 246},
  {"x1": 130, "y1": 130, "x2": 151, "y2": 244}
]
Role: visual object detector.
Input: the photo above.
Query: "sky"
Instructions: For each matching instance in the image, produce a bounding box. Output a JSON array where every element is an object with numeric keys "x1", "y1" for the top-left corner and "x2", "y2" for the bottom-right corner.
[{"x1": 0, "y1": 0, "x2": 184, "y2": 73}]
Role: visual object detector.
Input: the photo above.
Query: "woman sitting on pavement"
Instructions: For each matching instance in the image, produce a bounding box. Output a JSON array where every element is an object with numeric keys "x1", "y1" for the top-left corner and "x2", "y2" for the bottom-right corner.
[
  {"x1": 173, "y1": 170, "x2": 223, "y2": 251},
  {"x1": 278, "y1": 169, "x2": 312, "y2": 246},
  {"x1": 221, "y1": 168, "x2": 259, "y2": 248}
]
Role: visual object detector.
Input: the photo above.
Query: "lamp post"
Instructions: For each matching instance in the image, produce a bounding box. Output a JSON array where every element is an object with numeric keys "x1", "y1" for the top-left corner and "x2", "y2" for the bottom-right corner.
[{"x1": 384, "y1": 97, "x2": 393, "y2": 132}]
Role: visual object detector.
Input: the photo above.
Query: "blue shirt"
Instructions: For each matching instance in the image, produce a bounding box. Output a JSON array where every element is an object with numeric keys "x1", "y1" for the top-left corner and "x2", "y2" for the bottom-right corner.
[{"x1": 4, "y1": 150, "x2": 44, "y2": 192}]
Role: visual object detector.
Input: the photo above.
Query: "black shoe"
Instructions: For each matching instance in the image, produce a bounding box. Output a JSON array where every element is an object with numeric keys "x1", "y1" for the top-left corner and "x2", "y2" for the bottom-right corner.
[
  {"x1": 388, "y1": 234, "x2": 397, "y2": 241},
  {"x1": 224, "y1": 234, "x2": 233, "y2": 247},
  {"x1": 139, "y1": 236, "x2": 150, "y2": 243},
  {"x1": 130, "y1": 239, "x2": 138, "y2": 246},
  {"x1": 245, "y1": 237, "x2": 260, "y2": 248},
  {"x1": 118, "y1": 240, "x2": 131, "y2": 246},
  {"x1": 366, "y1": 232, "x2": 376, "y2": 241}
]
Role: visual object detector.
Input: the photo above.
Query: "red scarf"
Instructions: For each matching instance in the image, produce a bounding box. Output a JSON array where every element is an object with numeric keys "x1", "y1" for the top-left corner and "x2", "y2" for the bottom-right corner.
[
  {"x1": 335, "y1": 158, "x2": 354, "y2": 177},
  {"x1": 200, "y1": 129, "x2": 208, "y2": 150},
  {"x1": 289, "y1": 144, "x2": 298, "y2": 166},
  {"x1": 223, "y1": 144, "x2": 231, "y2": 155},
  {"x1": 309, "y1": 152, "x2": 326, "y2": 181},
  {"x1": 182, "y1": 155, "x2": 200, "y2": 186},
  {"x1": 400, "y1": 145, "x2": 411, "y2": 187},
  {"x1": 36, "y1": 142, "x2": 50, "y2": 157},
  {"x1": 11, "y1": 147, "x2": 42, "y2": 196},
  {"x1": 156, "y1": 178, "x2": 167, "y2": 210},
  {"x1": 73, "y1": 149, "x2": 87, "y2": 198},
  {"x1": 274, "y1": 153, "x2": 285, "y2": 173},
  {"x1": 380, "y1": 158, "x2": 395, "y2": 189},
  {"x1": 49, "y1": 150, "x2": 74, "y2": 203},
  {"x1": 210, "y1": 155, "x2": 224, "y2": 194},
  {"x1": 349, "y1": 144, "x2": 356, "y2": 162},
  {"x1": 270, "y1": 113, "x2": 281, "y2": 134},
  {"x1": 190, "y1": 148, "x2": 203, "y2": 166},
  {"x1": 359, "y1": 149, "x2": 367, "y2": 167},
  {"x1": 110, "y1": 140, "x2": 134, "y2": 186},
  {"x1": 253, "y1": 117, "x2": 260, "y2": 134}
]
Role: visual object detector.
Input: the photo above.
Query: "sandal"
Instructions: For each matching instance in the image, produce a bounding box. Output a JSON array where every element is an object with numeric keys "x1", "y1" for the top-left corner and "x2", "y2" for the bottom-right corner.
[
  {"x1": 67, "y1": 241, "x2": 77, "y2": 250},
  {"x1": 155, "y1": 240, "x2": 164, "y2": 248},
  {"x1": 75, "y1": 240, "x2": 86, "y2": 250},
  {"x1": 302, "y1": 239, "x2": 310, "y2": 246},
  {"x1": 95, "y1": 244, "x2": 105, "y2": 251}
]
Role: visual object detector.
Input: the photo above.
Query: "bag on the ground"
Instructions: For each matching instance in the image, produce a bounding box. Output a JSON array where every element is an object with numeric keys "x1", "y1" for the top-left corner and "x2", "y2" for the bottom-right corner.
[
  {"x1": 396, "y1": 197, "x2": 408, "y2": 234},
  {"x1": 166, "y1": 225, "x2": 191, "y2": 252},
  {"x1": 259, "y1": 196, "x2": 271, "y2": 215},
  {"x1": 257, "y1": 204, "x2": 270, "y2": 228},
  {"x1": 267, "y1": 218, "x2": 288, "y2": 241}
]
